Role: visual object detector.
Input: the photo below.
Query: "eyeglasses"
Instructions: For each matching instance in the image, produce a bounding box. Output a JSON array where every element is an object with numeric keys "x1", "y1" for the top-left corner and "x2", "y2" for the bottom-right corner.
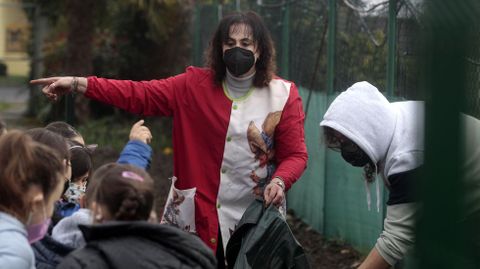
[{"x1": 327, "y1": 135, "x2": 359, "y2": 154}]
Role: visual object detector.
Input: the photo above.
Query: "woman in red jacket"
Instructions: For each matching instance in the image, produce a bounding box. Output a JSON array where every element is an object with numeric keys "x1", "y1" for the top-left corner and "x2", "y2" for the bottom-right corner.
[{"x1": 31, "y1": 11, "x2": 308, "y2": 266}]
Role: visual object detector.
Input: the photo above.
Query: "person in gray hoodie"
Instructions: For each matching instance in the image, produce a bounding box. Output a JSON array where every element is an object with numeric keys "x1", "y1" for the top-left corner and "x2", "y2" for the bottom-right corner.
[
  {"x1": 320, "y1": 81, "x2": 480, "y2": 269},
  {"x1": 0, "y1": 131, "x2": 67, "y2": 269}
]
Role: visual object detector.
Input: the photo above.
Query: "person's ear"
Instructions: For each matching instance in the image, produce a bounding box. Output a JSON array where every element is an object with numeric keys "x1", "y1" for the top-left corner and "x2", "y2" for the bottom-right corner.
[
  {"x1": 90, "y1": 201, "x2": 104, "y2": 223},
  {"x1": 27, "y1": 185, "x2": 44, "y2": 213},
  {"x1": 254, "y1": 48, "x2": 260, "y2": 62}
]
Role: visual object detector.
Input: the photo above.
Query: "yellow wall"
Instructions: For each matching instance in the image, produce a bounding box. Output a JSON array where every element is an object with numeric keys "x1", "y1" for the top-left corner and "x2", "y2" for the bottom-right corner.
[{"x1": 0, "y1": 0, "x2": 30, "y2": 76}]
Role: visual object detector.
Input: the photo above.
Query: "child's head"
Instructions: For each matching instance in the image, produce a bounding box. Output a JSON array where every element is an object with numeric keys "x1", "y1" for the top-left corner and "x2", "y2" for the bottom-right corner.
[
  {"x1": 46, "y1": 121, "x2": 85, "y2": 146},
  {"x1": 86, "y1": 163, "x2": 154, "y2": 223},
  {"x1": 26, "y1": 128, "x2": 71, "y2": 183},
  {"x1": 64, "y1": 141, "x2": 93, "y2": 205},
  {"x1": 0, "y1": 131, "x2": 65, "y2": 233}
]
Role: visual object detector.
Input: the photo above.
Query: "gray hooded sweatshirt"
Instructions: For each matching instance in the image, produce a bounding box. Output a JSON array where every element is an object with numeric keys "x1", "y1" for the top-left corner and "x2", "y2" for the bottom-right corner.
[
  {"x1": 320, "y1": 81, "x2": 480, "y2": 265},
  {"x1": 320, "y1": 81, "x2": 424, "y2": 265},
  {"x1": 0, "y1": 212, "x2": 36, "y2": 269}
]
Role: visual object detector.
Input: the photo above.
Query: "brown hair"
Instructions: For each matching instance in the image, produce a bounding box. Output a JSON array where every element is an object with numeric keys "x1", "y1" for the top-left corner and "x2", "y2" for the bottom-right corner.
[
  {"x1": 26, "y1": 128, "x2": 70, "y2": 162},
  {"x1": 86, "y1": 163, "x2": 154, "y2": 221},
  {"x1": 205, "y1": 11, "x2": 276, "y2": 87},
  {"x1": 46, "y1": 121, "x2": 83, "y2": 141},
  {"x1": 0, "y1": 131, "x2": 65, "y2": 219}
]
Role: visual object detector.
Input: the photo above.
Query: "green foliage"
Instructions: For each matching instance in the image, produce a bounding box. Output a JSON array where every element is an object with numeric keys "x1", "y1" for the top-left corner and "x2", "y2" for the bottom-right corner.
[
  {"x1": 77, "y1": 115, "x2": 172, "y2": 153},
  {"x1": 337, "y1": 29, "x2": 388, "y2": 91},
  {"x1": 92, "y1": 0, "x2": 192, "y2": 80},
  {"x1": 21, "y1": 0, "x2": 192, "y2": 123}
]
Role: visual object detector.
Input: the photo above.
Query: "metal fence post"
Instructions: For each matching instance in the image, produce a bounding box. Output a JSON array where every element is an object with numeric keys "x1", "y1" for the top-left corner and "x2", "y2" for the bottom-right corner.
[
  {"x1": 327, "y1": 0, "x2": 336, "y2": 95},
  {"x1": 386, "y1": 0, "x2": 397, "y2": 97},
  {"x1": 416, "y1": 1, "x2": 477, "y2": 268},
  {"x1": 192, "y1": 2, "x2": 201, "y2": 66},
  {"x1": 280, "y1": 2, "x2": 290, "y2": 79}
]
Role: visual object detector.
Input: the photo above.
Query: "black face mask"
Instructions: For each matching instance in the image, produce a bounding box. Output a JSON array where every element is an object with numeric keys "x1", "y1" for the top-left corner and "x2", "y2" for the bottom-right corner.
[
  {"x1": 223, "y1": 47, "x2": 255, "y2": 77},
  {"x1": 340, "y1": 141, "x2": 371, "y2": 167}
]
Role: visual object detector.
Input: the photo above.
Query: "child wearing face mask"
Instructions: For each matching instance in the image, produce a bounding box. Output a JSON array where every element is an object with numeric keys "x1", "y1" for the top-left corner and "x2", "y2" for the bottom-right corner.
[
  {"x1": 0, "y1": 131, "x2": 66, "y2": 269},
  {"x1": 32, "y1": 121, "x2": 152, "y2": 269},
  {"x1": 24, "y1": 128, "x2": 77, "y2": 269},
  {"x1": 50, "y1": 142, "x2": 92, "y2": 248},
  {"x1": 55, "y1": 141, "x2": 93, "y2": 218},
  {"x1": 57, "y1": 163, "x2": 216, "y2": 269}
]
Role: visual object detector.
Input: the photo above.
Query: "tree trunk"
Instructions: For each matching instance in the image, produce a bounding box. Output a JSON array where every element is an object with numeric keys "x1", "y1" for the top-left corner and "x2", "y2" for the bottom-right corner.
[{"x1": 64, "y1": 0, "x2": 96, "y2": 124}]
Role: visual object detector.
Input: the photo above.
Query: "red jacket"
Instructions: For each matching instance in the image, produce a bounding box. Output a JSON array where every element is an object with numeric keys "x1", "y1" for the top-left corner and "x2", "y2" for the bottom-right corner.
[{"x1": 85, "y1": 67, "x2": 308, "y2": 251}]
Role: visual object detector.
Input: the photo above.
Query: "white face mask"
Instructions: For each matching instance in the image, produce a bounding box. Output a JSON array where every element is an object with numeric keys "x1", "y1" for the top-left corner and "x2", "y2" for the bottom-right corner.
[{"x1": 64, "y1": 182, "x2": 86, "y2": 204}]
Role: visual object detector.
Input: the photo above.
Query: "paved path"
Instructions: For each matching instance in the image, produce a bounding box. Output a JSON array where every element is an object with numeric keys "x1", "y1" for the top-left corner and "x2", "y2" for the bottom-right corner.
[{"x1": 0, "y1": 84, "x2": 32, "y2": 130}]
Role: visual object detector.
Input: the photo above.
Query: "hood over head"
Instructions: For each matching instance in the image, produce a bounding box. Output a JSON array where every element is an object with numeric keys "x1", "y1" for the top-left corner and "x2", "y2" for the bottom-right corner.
[{"x1": 320, "y1": 81, "x2": 397, "y2": 166}]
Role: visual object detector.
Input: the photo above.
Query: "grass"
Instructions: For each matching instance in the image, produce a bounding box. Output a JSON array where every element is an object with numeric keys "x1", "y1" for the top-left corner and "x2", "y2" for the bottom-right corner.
[
  {"x1": 77, "y1": 115, "x2": 172, "y2": 152},
  {"x1": 0, "y1": 102, "x2": 13, "y2": 111},
  {"x1": 0, "y1": 75, "x2": 28, "y2": 87}
]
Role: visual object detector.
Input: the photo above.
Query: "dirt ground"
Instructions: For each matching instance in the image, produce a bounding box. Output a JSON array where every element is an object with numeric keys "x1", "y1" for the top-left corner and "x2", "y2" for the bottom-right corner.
[{"x1": 92, "y1": 148, "x2": 363, "y2": 269}]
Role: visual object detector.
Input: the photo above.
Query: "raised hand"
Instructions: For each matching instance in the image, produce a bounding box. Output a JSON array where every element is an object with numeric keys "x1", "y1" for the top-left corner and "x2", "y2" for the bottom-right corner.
[{"x1": 129, "y1": 119, "x2": 153, "y2": 144}]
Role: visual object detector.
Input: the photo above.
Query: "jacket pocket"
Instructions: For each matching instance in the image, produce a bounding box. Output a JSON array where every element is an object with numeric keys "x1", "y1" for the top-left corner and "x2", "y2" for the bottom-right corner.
[{"x1": 160, "y1": 176, "x2": 196, "y2": 233}]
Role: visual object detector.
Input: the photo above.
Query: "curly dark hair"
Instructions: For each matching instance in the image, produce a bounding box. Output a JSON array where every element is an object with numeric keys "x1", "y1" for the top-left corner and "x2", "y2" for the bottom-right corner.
[
  {"x1": 205, "y1": 11, "x2": 276, "y2": 88},
  {"x1": 363, "y1": 162, "x2": 376, "y2": 183}
]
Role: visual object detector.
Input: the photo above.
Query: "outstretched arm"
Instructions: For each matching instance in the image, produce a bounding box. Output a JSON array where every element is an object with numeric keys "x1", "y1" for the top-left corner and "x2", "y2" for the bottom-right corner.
[
  {"x1": 31, "y1": 73, "x2": 187, "y2": 117},
  {"x1": 31, "y1": 76, "x2": 88, "y2": 101}
]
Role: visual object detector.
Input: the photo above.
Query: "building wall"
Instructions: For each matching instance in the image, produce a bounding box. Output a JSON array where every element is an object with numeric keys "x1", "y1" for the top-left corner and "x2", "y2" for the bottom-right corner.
[{"x1": 0, "y1": 0, "x2": 31, "y2": 76}]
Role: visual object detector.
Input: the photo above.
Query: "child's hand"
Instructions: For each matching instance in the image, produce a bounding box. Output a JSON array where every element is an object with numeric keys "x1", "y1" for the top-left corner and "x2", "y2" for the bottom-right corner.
[{"x1": 129, "y1": 120, "x2": 153, "y2": 144}]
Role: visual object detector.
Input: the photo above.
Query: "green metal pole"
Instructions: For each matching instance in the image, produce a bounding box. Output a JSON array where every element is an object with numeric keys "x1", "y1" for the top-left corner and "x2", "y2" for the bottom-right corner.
[
  {"x1": 65, "y1": 94, "x2": 74, "y2": 124},
  {"x1": 280, "y1": 2, "x2": 290, "y2": 78},
  {"x1": 417, "y1": 1, "x2": 477, "y2": 268},
  {"x1": 386, "y1": 0, "x2": 397, "y2": 97},
  {"x1": 326, "y1": 0, "x2": 336, "y2": 94},
  {"x1": 192, "y1": 3, "x2": 201, "y2": 66}
]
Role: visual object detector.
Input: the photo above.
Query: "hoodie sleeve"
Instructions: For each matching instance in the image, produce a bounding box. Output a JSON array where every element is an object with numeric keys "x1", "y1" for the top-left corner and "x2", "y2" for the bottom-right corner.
[
  {"x1": 117, "y1": 140, "x2": 153, "y2": 170},
  {"x1": 375, "y1": 202, "x2": 418, "y2": 265},
  {"x1": 271, "y1": 83, "x2": 308, "y2": 190}
]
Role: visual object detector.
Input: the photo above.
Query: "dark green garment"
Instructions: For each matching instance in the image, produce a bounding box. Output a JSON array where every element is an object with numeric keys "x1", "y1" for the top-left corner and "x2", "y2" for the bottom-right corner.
[{"x1": 226, "y1": 199, "x2": 311, "y2": 269}]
